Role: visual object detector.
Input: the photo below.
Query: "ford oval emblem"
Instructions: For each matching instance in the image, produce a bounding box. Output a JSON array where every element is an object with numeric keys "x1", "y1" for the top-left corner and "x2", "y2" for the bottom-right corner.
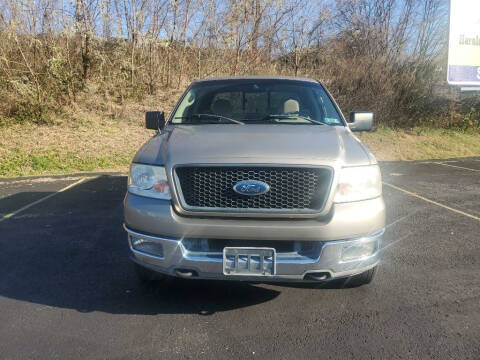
[{"x1": 233, "y1": 180, "x2": 270, "y2": 196}]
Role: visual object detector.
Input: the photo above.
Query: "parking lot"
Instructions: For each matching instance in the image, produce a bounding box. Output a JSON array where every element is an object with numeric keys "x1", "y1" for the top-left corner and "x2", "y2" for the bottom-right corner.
[{"x1": 0, "y1": 158, "x2": 479, "y2": 359}]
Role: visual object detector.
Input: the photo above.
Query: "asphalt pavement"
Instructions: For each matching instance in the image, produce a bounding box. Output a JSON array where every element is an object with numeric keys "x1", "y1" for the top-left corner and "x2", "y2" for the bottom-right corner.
[{"x1": 0, "y1": 159, "x2": 479, "y2": 359}]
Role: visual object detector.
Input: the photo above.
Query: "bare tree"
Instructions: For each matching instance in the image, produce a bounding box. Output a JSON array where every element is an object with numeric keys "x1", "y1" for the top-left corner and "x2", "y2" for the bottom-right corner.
[{"x1": 0, "y1": 0, "x2": 461, "y2": 128}]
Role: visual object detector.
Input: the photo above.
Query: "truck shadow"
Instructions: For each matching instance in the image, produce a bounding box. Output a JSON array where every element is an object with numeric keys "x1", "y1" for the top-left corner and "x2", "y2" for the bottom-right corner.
[{"x1": 0, "y1": 175, "x2": 280, "y2": 315}]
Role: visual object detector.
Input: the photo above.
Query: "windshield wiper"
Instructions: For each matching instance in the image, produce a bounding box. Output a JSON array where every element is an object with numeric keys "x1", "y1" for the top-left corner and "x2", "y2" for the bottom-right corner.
[
  {"x1": 260, "y1": 114, "x2": 325, "y2": 125},
  {"x1": 175, "y1": 113, "x2": 244, "y2": 125}
]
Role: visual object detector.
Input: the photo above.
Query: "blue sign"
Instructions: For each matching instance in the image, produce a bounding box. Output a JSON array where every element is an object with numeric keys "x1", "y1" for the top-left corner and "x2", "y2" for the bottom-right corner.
[{"x1": 448, "y1": 65, "x2": 480, "y2": 83}]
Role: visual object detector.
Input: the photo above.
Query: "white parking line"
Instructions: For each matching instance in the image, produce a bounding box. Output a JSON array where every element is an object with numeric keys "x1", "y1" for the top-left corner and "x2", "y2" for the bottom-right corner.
[
  {"x1": 431, "y1": 162, "x2": 480, "y2": 172},
  {"x1": 0, "y1": 177, "x2": 87, "y2": 223},
  {"x1": 0, "y1": 176, "x2": 84, "y2": 186},
  {"x1": 383, "y1": 182, "x2": 480, "y2": 222}
]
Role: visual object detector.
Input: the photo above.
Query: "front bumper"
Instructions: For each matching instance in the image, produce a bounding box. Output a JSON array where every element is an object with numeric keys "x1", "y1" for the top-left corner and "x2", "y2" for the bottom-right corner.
[
  {"x1": 124, "y1": 193, "x2": 386, "y2": 241},
  {"x1": 125, "y1": 225, "x2": 384, "y2": 282}
]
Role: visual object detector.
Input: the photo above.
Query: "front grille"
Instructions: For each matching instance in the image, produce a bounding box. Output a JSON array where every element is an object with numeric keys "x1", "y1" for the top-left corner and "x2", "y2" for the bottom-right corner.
[{"x1": 174, "y1": 166, "x2": 332, "y2": 212}]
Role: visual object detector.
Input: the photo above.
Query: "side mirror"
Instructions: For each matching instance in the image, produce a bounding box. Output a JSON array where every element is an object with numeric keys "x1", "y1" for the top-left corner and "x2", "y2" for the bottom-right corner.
[
  {"x1": 348, "y1": 111, "x2": 373, "y2": 132},
  {"x1": 145, "y1": 111, "x2": 165, "y2": 131}
]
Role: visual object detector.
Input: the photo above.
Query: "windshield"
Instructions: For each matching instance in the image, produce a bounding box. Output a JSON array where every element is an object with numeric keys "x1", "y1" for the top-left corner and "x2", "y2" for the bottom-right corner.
[{"x1": 171, "y1": 80, "x2": 344, "y2": 126}]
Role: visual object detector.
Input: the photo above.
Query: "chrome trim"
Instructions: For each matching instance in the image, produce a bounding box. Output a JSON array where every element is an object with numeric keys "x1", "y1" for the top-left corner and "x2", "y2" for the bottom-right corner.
[
  {"x1": 170, "y1": 163, "x2": 335, "y2": 218},
  {"x1": 125, "y1": 224, "x2": 177, "y2": 243},
  {"x1": 124, "y1": 224, "x2": 384, "y2": 281}
]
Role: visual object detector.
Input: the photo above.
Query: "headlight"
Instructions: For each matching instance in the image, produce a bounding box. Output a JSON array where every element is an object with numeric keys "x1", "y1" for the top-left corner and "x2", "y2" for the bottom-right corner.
[
  {"x1": 128, "y1": 164, "x2": 171, "y2": 200},
  {"x1": 334, "y1": 165, "x2": 381, "y2": 203}
]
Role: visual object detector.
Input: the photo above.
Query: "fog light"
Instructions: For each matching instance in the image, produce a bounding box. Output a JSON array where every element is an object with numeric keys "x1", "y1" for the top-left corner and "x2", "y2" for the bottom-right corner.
[
  {"x1": 341, "y1": 240, "x2": 377, "y2": 262},
  {"x1": 130, "y1": 236, "x2": 163, "y2": 257}
]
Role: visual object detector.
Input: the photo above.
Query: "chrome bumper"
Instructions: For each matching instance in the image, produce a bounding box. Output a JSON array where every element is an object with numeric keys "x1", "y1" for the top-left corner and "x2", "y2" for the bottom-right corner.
[{"x1": 124, "y1": 225, "x2": 383, "y2": 282}]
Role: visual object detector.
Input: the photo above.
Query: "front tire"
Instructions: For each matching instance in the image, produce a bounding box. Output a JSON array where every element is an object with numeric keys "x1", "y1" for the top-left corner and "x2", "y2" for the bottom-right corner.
[{"x1": 342, "y1": 266, "x2": 377, "y2": 288}]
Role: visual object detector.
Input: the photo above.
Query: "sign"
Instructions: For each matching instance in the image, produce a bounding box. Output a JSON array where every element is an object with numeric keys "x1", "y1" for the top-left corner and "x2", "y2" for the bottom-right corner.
[{"x1": 447, "y1": 0, "x2": 480, "y2": 85}]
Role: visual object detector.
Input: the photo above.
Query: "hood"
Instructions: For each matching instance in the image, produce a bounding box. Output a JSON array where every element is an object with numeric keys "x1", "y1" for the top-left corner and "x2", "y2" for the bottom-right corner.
[{"x1": 133, "y1": 124, "x2": 375, "y2": 167}]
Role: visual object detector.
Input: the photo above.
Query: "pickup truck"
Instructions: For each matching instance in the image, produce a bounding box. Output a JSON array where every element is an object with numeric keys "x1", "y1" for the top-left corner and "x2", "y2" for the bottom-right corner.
[{"x1": 124, "y1": 76, "x2": 385, "y2": 287}]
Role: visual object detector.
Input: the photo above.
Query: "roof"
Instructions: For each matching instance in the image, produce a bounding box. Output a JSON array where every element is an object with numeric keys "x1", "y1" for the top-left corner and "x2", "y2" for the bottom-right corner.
[{"x1": 192, "y1": 75, "x2": 319, "y2": 84}]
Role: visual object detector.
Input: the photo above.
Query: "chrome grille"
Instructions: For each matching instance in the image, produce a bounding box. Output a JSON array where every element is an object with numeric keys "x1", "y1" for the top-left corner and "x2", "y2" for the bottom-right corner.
[{"x1": 174, "y1": 166, "x2": 332, "y2": 213}]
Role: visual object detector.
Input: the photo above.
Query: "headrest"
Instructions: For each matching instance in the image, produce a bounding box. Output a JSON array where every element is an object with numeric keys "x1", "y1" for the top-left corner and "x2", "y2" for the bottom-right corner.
[
  {"x1": 212, "y1": 99, "x2": 233, "y2": 115},
  {"x1": 283, "y1": 99, "x2": 299, "y2": 113}
]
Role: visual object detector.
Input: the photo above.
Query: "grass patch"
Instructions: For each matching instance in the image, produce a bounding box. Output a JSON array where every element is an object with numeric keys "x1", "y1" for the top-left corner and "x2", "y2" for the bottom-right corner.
[
  {"x1": 0, "y1": 115, "x2": 153, "y2": 177},
  {"x1": 0, "y1": 149, "x2": 134, "y2": 177},
  {"x1": 358, "y1": 126, "x2": 480, "y2": 161},
  {"x1": 1, "y1": 121, "x2": 479, "y2": 177}
]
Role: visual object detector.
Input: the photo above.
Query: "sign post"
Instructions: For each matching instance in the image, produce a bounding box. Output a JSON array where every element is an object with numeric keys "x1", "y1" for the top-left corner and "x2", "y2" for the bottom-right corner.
[{"x1": 447, "y1": 0, "x2": 480, "y2": 86}]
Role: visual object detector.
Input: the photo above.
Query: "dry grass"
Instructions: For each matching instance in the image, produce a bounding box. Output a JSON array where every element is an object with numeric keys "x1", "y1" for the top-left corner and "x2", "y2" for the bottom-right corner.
[
  {"x1": 0, "y1": 120, "x2": 150, "y2": 175},
  {"x1": 0, "y1": 90, "x2": 184, "y2": 177},
  {"x1": 358, "y1": 127, "x2": 480, "y2": 161},
  {"x1": 1, "y1": 110, "x2": 479, "y2": 177}
]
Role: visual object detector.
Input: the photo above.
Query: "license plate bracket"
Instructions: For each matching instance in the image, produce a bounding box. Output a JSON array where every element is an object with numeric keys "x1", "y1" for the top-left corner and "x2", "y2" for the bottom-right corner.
[{"x1": 223, "y1": 247, "x2": 276, "y2": 276}]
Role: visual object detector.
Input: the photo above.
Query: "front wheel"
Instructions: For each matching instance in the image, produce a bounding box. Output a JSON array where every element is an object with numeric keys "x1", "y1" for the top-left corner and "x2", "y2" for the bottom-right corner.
[{"x1": 342, "y1": 266, "x2": 377, "y2": 288}]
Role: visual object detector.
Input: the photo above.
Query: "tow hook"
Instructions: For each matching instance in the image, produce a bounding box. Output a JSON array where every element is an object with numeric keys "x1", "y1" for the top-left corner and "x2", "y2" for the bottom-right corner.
[
  {"x1": 174, "y1": 269, "x2": 198, "y2": 278},
  {"x1": 304, "y1": 272, "x2": 330, "y2": 281}
]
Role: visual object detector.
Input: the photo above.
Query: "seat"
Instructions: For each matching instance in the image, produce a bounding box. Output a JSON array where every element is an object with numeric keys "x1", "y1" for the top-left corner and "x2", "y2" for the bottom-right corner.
[{"x1": 211, "y1": 99, "x2": 233, "y2": 117}]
